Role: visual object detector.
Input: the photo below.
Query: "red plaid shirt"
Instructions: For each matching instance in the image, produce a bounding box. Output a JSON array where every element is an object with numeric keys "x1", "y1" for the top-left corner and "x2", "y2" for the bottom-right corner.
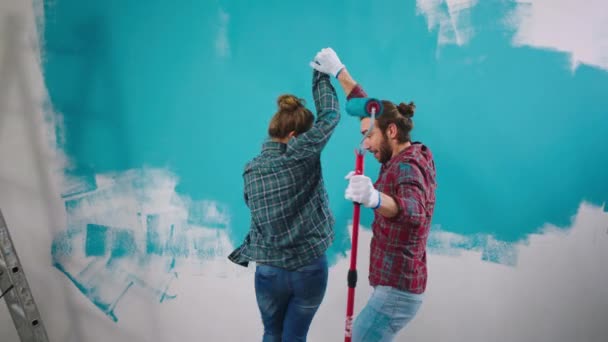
[{"x1": 348, "y1": 85, "x2": 437, "y2": 294}]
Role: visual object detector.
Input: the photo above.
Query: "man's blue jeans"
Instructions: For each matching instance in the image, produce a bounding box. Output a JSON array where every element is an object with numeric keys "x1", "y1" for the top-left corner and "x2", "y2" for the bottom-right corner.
[
  {"x1": 352, "y1": 285, "x2": 424, "y2": 342},
  {"x1": 254, "y1": 255, "x2": 328, "y2": 342}
]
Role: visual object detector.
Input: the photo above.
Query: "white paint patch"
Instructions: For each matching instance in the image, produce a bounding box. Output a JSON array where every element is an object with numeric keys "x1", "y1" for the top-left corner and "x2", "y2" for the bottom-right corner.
[
  {"x1": 53, "y1": 168, "x2": 235, "y2": 322},
  {"x1": 215, "y1": 8, "x2": 231, "y2": 58},
  {"x1": 0, "y1": 1, "x2": 86, "y2": 340},
  {"x1": 408, "y1": 201, "x2": 608, "y2": 342},
  {"x1": 416, "y1": 0, "x2": 478, "y2": 47},
  {"x1": 428, "y1": 226, "x2": 520, "y2": 266},
  {"x1": 506, "y1": 0, "x2": 608, "y2": 72}
]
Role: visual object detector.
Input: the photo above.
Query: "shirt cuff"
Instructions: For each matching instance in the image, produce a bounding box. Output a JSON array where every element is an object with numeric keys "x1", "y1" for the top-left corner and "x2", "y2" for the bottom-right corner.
[{"x1": 347, "y1": 84, "x2": 368, "y2": 100}]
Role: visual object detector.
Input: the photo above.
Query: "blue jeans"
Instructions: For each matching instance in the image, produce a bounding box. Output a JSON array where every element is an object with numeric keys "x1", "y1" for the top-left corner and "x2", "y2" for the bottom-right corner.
[
  {"x1": 255, "y1": 255, "x2": 328, "y2": 342},
  {"x1": 352, "y1": 286, "x2": 424, "y2": 342}
]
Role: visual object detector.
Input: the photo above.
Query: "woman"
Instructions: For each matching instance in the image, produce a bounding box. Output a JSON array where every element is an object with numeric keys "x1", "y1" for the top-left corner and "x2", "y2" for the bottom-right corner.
[{"x1": 228, "y1": 68, "x2": 342, "y2": 341}]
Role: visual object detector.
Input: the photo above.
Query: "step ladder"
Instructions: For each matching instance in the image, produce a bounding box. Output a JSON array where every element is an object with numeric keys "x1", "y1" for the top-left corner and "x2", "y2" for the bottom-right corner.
[{"x1": 0, "y1": 209, "x2": 49, "y2": 341}]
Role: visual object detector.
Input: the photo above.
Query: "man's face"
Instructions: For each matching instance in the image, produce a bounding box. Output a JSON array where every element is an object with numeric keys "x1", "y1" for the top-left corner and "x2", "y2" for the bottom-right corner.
[{"x1": 360, "y1": 118, "x2": 392, "y2": 164}]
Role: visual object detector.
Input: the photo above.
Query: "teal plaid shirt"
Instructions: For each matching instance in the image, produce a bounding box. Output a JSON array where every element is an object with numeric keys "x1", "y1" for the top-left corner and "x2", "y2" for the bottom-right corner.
[{"x1": 228, "y1": 70, "x2": 339, "y2": 271}]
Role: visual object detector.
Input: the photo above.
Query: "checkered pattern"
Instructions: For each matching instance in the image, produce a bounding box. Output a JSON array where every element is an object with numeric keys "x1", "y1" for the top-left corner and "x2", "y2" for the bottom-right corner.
[
  {"x1": 348, "y1": 84, "x2": 437, "y2": 294},
  {"x1": 228, "y1": 71, "x2": 340, "y2": 271},
  {"x1": 370, "y1": 144, "x2": 437, "y2": 293}
]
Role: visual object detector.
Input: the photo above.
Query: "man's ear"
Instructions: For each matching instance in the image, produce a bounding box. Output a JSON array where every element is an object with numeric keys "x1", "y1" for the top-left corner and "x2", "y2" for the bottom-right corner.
[
  {"x1": 387, "y1": 123, "x2": 398, "y2": 139},
  {"x1": 288, "y1": 131, "x2": 297, "y2": 139}
]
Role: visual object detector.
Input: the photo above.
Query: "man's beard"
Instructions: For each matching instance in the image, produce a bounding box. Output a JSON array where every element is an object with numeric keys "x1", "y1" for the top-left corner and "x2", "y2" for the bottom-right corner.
[{"x1": 377, "y1": 134, "x2": 393, "y2": 164}]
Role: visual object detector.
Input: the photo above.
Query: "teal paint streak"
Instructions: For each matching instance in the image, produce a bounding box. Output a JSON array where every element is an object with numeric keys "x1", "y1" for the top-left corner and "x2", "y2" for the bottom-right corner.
[
  {"x1": 52, "y1": 222, "x2": 180, "y2": 321},
  {"x1": 61, "y1": 168, "x2": 97, "y2": 198},
  {"x1": 42, "y1": 0, "x2": 608, "y2": 266},
  {"x1": 146, "y1": 215, "x2": 163, "y2": 255},
  {"x1": 166, "y1": 224, "x2": 189, "y2": 258},
  {"x1": 145, "y1": 216, "x2": 202, "y2": 260},
  {"x1": 427, "y1": 229, "x2": 518, "y2": 266},
  {"x1": 52, "y1": 261, "x2": 119, "y2": 322},
  {"x1": 160, "y1": 281, "x2": 178, "y2": 303},
  {"x1": 51, "y1": 230, "x2": 74, "y2": 256},
  {"x1": 110, "y1": 229, "x2": 136, "y2": 258},
  {"x1": 85, "y1": 224, "x2": 107, "y2": 257}
]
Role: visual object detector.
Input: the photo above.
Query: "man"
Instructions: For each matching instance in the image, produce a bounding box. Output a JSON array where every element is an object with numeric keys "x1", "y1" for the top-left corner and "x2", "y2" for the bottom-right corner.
[
  {"x1": 228, "y1": 68, "x2": 341, "y2": 341},
  {"x1": 310, "y1": 47, "x2": 437, "y2": 341}
]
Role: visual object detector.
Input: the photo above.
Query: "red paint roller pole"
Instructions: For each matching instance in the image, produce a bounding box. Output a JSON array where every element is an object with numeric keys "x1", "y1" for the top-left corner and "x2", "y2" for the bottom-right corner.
[
  {"x1": 344, "y1": 100, "x2": 379, "y2": 342},
  {"x1": 344, "y1": 149, "x2": 364, "y2": 342}
]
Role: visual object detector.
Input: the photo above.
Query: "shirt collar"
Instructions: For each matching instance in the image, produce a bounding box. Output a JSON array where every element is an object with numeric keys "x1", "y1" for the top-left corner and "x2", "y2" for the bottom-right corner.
[
  {"x1": 262, "y1": 139, "x2": 287, "y2": 154},
  {"x1": 383, "y1": 142, "x2": 420, "y2": 168}
]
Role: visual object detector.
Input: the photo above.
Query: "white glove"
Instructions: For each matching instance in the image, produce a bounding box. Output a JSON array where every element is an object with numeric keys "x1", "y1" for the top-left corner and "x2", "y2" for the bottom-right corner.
[
  {"x1": 344, "y1": 171, "x2": 381, "y2": 209},
  {"x1": 309, "y1": 47, "x2": 345, "y2": 78}
]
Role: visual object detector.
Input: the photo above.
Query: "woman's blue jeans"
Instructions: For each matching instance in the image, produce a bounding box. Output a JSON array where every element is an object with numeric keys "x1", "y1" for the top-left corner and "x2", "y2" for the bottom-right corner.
[{"x1": 254, "y1": 255, "x2": 328, "y2": 342}]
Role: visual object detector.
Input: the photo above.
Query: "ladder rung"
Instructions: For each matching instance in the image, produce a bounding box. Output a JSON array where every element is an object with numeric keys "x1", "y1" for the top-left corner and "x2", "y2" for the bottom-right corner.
[{"x1": 0, "y1": 209, "x2": 50, "y2": 342}]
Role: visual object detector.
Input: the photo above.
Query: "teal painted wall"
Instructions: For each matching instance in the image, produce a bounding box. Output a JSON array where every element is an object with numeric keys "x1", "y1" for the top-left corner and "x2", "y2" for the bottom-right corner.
[{"x1": 41, "y1": 0, "x2": 608, "y2": 321}]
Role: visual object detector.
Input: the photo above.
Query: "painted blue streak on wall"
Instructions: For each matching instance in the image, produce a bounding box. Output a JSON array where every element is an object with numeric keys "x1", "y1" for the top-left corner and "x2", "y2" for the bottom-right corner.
[
  {"x1": 166, "y1": 224, "x2": 189, "y2": 259},
  {"x1": 146, "y1": 215, "x2": 163, "y2": 255},
  {"x1": 85, "y1": 224, "x2": 107, "y2": 257},
  {"x1": 52, "y1": 222, "x2": 179, "y2": 322},
  {"x1": 110, "y1": 229, "x2": 136, "y2": 259},
  {"x1": 52, "y1": 261, "x2": 119, "y2": 322},
  {"x1": 51, "y1": 168, "x2": 230, "y2": 321}
]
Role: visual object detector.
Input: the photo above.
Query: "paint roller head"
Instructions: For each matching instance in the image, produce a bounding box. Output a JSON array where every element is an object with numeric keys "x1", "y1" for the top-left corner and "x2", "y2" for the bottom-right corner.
[
  {"x1": 346, "y1": 97, "x2": 384, "y2": 119},
  {"x1": 365, "y1": 99, "x2": 382, "y2": 116},
  {"x1": 345, "y1": 98, "x2": 383, "y2": 154}
]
